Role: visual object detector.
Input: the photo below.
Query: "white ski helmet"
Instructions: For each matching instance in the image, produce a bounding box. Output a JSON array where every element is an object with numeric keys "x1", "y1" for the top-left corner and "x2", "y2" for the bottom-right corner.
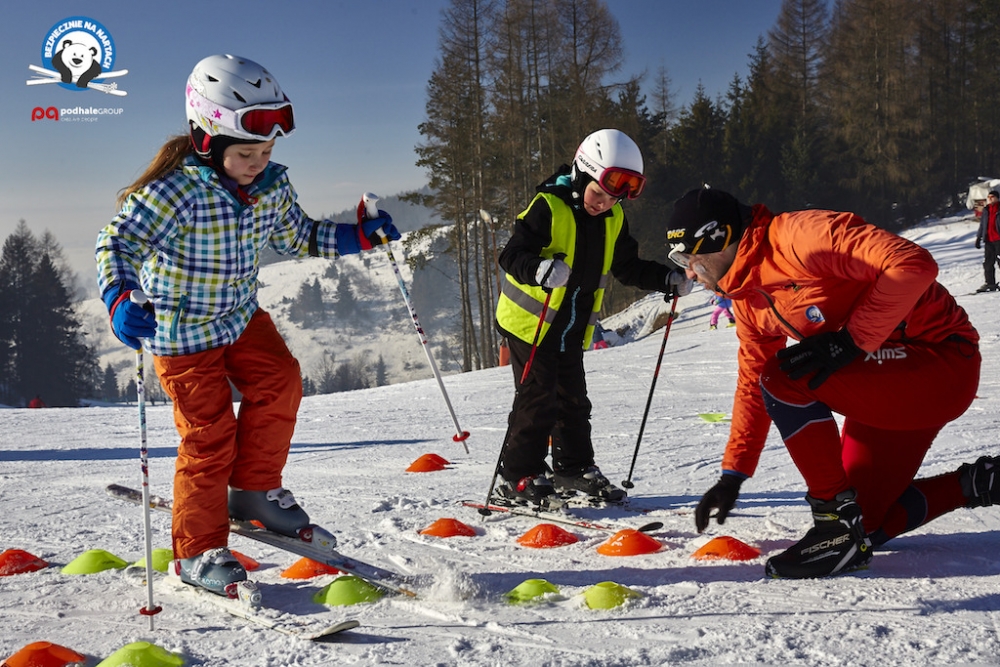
[
  {"x1": 572, "y1": 129, "x2": 646, "y2": 199},
  {"x1": 185, "y1": 54, "x2": 295, "y2": 142}
]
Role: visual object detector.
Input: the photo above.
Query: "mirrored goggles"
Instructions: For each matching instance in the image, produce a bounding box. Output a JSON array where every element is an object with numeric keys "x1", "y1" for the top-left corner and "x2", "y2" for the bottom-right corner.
[
  {"x1": 188, "y1": 85, "x2": 296, "y2": 140},
  {"x1": 597, "y1": 167, "x2": 646, "y2": 200},
  {"x1": 667, "y1": 245, "x2": 695, "y2": 269},
  {"x1": 236, "y1": 102, "x2": 295, "y2": 139}
]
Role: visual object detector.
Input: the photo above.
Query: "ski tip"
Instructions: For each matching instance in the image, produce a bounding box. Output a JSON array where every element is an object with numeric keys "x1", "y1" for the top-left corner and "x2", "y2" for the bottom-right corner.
[{"x1": 310, "y1": 619, "x2": 361, "y2": 642}]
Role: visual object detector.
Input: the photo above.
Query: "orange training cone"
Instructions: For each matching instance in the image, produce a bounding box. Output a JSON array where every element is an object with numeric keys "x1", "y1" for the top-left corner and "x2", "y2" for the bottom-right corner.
[
  {"x1": 406, "y1": 453, "x2": 449, "y2": 472},
  {"x1": 516, "y1": 523, "x2": 579, "y2": 548},
  {"x1": 419, "y1": 518, "x2": 477, "y2": 537},
  {"x1": 596, "y1": 529, "x2": 662, "y2": 556},
  {"x1": 230, "y1": 550, "x2": 260, "y2": 572},
  {"x1": 0, "y1": 549, "x2": 49, "y2": 576},
  {"x1": 281, "y1": 557, "x2": 343, "y2": 579},
  {"x1": 3, "y1": 641, "x2": 86, "y2": 667},
  {"x1": 691, "y1": 535, "x2": 761, "y2": 561}
]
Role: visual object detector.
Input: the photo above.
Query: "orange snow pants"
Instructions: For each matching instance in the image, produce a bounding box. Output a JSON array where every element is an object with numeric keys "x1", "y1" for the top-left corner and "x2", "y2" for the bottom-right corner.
[{"x1": 154, "y1": 309, "x2": 302, "y2": 559}]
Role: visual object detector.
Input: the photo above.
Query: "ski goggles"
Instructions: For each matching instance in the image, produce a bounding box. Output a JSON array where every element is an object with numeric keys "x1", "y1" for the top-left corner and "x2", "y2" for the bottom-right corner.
[
  {"x1": 667, "y1": 245, "x2": 695, "y2": 269},
  {"x1": 187, "y1": 85, "x2": 296, "y2": 140},
  {"x1": 596, "y1": 166, "x2": 646, "y2": 200}
]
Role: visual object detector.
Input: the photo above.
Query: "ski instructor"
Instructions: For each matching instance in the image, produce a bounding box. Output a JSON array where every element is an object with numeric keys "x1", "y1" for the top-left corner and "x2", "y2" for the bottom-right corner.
[
  {"x1": 95, "y1": 54, "x2": 399, "y2": 597},
  {"x1": 493, "y1": 129, "x2": 691, "y2": 506},
  {"x1": 664, "y1": 187, "x2": 990, "y2": 579}
]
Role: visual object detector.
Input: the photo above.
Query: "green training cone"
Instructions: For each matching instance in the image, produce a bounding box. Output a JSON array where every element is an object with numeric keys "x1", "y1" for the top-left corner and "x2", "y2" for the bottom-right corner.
[
  {"x1": 313, "y1": 575, "x2": 386, "y2": 606},
  {"x1": 61, "y1": 549, "x2": 128, "y2": 575},
  {"x1": 94, "y1": 641, "x2": 185, "y2": 667},
  {"x1": 505, "y1": 578, "x2": 560, "y2": 604},
  {"x1": 583, "y1": 581, "x2": 643, "y2": 609},
  {"x1": 133, "y1": 548, "x2": 174, "y2": 573}
]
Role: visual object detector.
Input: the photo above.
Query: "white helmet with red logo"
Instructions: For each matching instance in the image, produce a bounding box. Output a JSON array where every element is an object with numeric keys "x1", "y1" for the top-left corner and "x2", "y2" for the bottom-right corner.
[
  {"x1": 185, "y1": 54, "x2": 295, "y2": 143},
  {"x1": 572, "y1": 129, "x2": 646, "y2": 200}
]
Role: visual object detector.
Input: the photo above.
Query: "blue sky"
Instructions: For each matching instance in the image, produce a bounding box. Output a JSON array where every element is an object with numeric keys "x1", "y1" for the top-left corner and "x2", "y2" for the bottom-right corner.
[{"x1": 0, "y1": 0, "x2": 783, "y2": 282}]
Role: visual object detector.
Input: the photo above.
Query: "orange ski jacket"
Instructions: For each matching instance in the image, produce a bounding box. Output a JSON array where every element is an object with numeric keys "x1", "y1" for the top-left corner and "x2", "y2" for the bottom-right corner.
[{"x1": 716, "y1": 205, "x2": 978, "y2": 477}]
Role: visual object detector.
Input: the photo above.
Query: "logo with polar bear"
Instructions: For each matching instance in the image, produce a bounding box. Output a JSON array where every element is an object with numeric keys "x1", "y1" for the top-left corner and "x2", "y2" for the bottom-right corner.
[{"x1": 26, "y1": 16, "x2": 127, "y2": 96}]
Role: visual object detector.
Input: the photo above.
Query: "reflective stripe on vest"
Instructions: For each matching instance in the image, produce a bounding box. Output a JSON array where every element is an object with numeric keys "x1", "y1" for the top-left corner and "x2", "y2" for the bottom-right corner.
[{"x1": 496, "y1": 192, "x2": 623, "y2": 348}]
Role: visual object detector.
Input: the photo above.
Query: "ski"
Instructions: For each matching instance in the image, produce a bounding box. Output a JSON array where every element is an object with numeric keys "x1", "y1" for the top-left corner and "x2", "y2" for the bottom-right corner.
[
  {"x1": 192, "y1": 590, "x2": 359, "y2": 640},
  {"x1": 558, "y1": 493, "x2": 662, "y2": 514},
  {"x1": 146, "y1": 572, "x2": 360, "y2": 640},
  {"x1": 107, "y1": 483, "x2": 417, "y2": 598},
  {"x1": 461, "y1": 500, "x2": 663, "y2": 533}
]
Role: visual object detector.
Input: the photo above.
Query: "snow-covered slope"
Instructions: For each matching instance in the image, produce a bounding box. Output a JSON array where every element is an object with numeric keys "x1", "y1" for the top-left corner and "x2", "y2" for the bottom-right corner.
[
  {"x1": 81, "y1": 224, "x2": 469, "y2": 396},
  {"x1": 4, "y1": 212, "x2": 1000, "y2": 666}
]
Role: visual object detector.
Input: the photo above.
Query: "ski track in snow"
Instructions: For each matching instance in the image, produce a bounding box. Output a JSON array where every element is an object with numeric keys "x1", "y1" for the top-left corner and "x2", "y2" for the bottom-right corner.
[{"x1": 2, "y1": 214, "x2": 1000, "y2": 665}]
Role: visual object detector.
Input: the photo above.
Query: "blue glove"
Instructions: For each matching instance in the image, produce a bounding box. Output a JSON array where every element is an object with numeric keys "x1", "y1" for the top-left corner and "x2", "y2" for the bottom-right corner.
[
  {"x1": 102, "y1": 283, "x2": 156, "y2": 350},
  {"x1": 777, "y1": 329, "x2": 861, "y2": 390},
  {"x1": 335, "y1": 211, "x2": 400, "y2": 255},
  {"x1": 359, "y1": 211, "x2": 400, "y2": 249}
]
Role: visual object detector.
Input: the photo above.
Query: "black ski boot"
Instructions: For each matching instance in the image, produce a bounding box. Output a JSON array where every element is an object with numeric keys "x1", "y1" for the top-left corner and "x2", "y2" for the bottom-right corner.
[
  {"x1": 765, "y1": 488, "x2": 873, "y2": 579},
  {"x1": 498, "y1": 474, "x2": 557, "y2": 507},
  {"x1": 959, "y1": 456, "x2": 1000, "y2": 507},
  {"x1": 551, "y1": 465, "x2": 627, "y2": 502},
  {"x1": 229, "y1": 487, "x2": 312, "y2": 538}
]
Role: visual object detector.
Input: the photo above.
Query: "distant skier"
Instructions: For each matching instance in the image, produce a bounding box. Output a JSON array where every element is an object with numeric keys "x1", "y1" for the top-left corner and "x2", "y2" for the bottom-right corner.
[
  {"x1": 707, "y1": 294, "x2": 735, "y2": 330},
  {"x1": 974, "y1": 189, "x2": 1000, "y2": 292},
  {"x1": 27, "y1": 395, "x2": 46, "y2": 409},
  {"x1": 665, "y1": 187, "x2": 986, "y2": 579},
  {"x1": 95, "y1": 54, "x2": 399, "y2": 597},
  {"x1": 494, "y1": 129, "x2": 691, "y2": 506}
]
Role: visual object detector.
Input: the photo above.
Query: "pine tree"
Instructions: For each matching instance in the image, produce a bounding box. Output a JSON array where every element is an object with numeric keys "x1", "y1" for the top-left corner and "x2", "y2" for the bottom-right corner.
[
  {"x1": 0, "y1": 222, "x2": 97, "y2": 406},
  {"x1": 334, "y1": 276, "x2": 356, "y2": 318},
  {"x1": 102, "y1": 363, "x2": 120, "y2": 402},
  {"x1": 288, "y1": 278, "x2": 325, "y2": 327},
  {"x1": 123, "y1": 378, "x2": 137, "y2": 403}
]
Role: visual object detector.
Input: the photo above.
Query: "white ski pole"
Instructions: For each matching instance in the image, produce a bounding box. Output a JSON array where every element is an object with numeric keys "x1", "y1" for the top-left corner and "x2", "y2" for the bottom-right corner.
[
  {"x1": 363, "y1": 192, "x2": 470, "y2": 452},
  {"x1": 131, "y1": 291, "x2": 161, "y2": 629}
]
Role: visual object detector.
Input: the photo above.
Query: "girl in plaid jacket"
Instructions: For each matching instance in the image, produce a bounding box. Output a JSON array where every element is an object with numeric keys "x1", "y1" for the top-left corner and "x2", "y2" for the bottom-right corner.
[{"x1": 95, "y1": 54, "x2": 399, "y2": 596}]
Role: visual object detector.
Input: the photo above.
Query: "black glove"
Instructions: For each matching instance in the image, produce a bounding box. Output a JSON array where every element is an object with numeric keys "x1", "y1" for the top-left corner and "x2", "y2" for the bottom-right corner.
[
  {"x1": 776, "y1": 329, "x2": 861, "y2": 390},
  {"x1": 976, "y1": 238, "x2": 982, "y2": 250},
  {"x1": 695, "y1": 474, "x2": 743, "y2": 533}
]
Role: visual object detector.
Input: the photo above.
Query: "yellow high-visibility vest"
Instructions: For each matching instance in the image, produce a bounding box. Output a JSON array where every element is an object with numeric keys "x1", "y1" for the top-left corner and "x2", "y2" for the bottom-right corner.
[{"x1": 496, "y1": 192, "x2": 624, "y2": 349}]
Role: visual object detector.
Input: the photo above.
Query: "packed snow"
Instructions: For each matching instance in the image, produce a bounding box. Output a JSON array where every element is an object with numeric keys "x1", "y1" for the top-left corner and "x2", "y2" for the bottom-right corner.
[{"x1": 2, "y1": 213, "x2": 999, "y2": 666}]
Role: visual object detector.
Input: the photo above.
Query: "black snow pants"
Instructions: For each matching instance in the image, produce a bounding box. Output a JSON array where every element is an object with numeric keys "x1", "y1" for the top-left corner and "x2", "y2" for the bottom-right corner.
[{"x1": 499, "y1": 336, "x2": 594, "y2": 482}]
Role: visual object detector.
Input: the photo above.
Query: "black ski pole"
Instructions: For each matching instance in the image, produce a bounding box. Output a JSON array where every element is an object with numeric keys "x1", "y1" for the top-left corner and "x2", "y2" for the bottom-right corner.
[
  {"x1": 479, "y1": 255, "x2": 564, "y2": 516},
  {"x1": 622, "y1": 290, "x2": 679, "y2": 489}
]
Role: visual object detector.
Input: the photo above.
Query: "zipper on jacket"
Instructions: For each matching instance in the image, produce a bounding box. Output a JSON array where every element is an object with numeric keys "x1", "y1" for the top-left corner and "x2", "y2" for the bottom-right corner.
[
  {"x1": 170, "y1": 293, "x2": 189, "y2": 341},
  {"x1": 751, "y1": 287, "x2": 805, "y2": 340},
  {"x1": 560, "y1": 287, "x2": 580, "y2": 352}
]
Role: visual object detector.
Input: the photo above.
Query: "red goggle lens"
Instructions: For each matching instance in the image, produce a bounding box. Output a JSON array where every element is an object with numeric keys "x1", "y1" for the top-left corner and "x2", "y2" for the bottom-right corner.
[{"x1": 239, "y1": 104, "x2": 295, "y2": 138}]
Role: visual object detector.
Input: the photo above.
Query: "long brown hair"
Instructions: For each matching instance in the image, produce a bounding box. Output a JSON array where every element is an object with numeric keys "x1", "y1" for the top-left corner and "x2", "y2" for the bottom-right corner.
[{"x1": 116, "y1": 134, "x2": 194, "y2": 209}]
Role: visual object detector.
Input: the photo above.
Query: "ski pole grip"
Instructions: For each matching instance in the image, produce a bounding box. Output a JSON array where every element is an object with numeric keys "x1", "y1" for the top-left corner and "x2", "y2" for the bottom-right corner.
[
  {"x1": 363, "y1": 192, "x2": 380, "y2": 221},
  {"x1": 130, "y1": 290, "x2": 154, "y2": 313},
  {"x1": 362, "y1": 192, "x2": 390, "y2": 243}
]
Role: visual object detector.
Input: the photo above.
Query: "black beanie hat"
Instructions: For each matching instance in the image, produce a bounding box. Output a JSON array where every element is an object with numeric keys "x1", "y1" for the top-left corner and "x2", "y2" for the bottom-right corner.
[{"x1": 665, "y1": 188, "x2": 751, "y2": 254}]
